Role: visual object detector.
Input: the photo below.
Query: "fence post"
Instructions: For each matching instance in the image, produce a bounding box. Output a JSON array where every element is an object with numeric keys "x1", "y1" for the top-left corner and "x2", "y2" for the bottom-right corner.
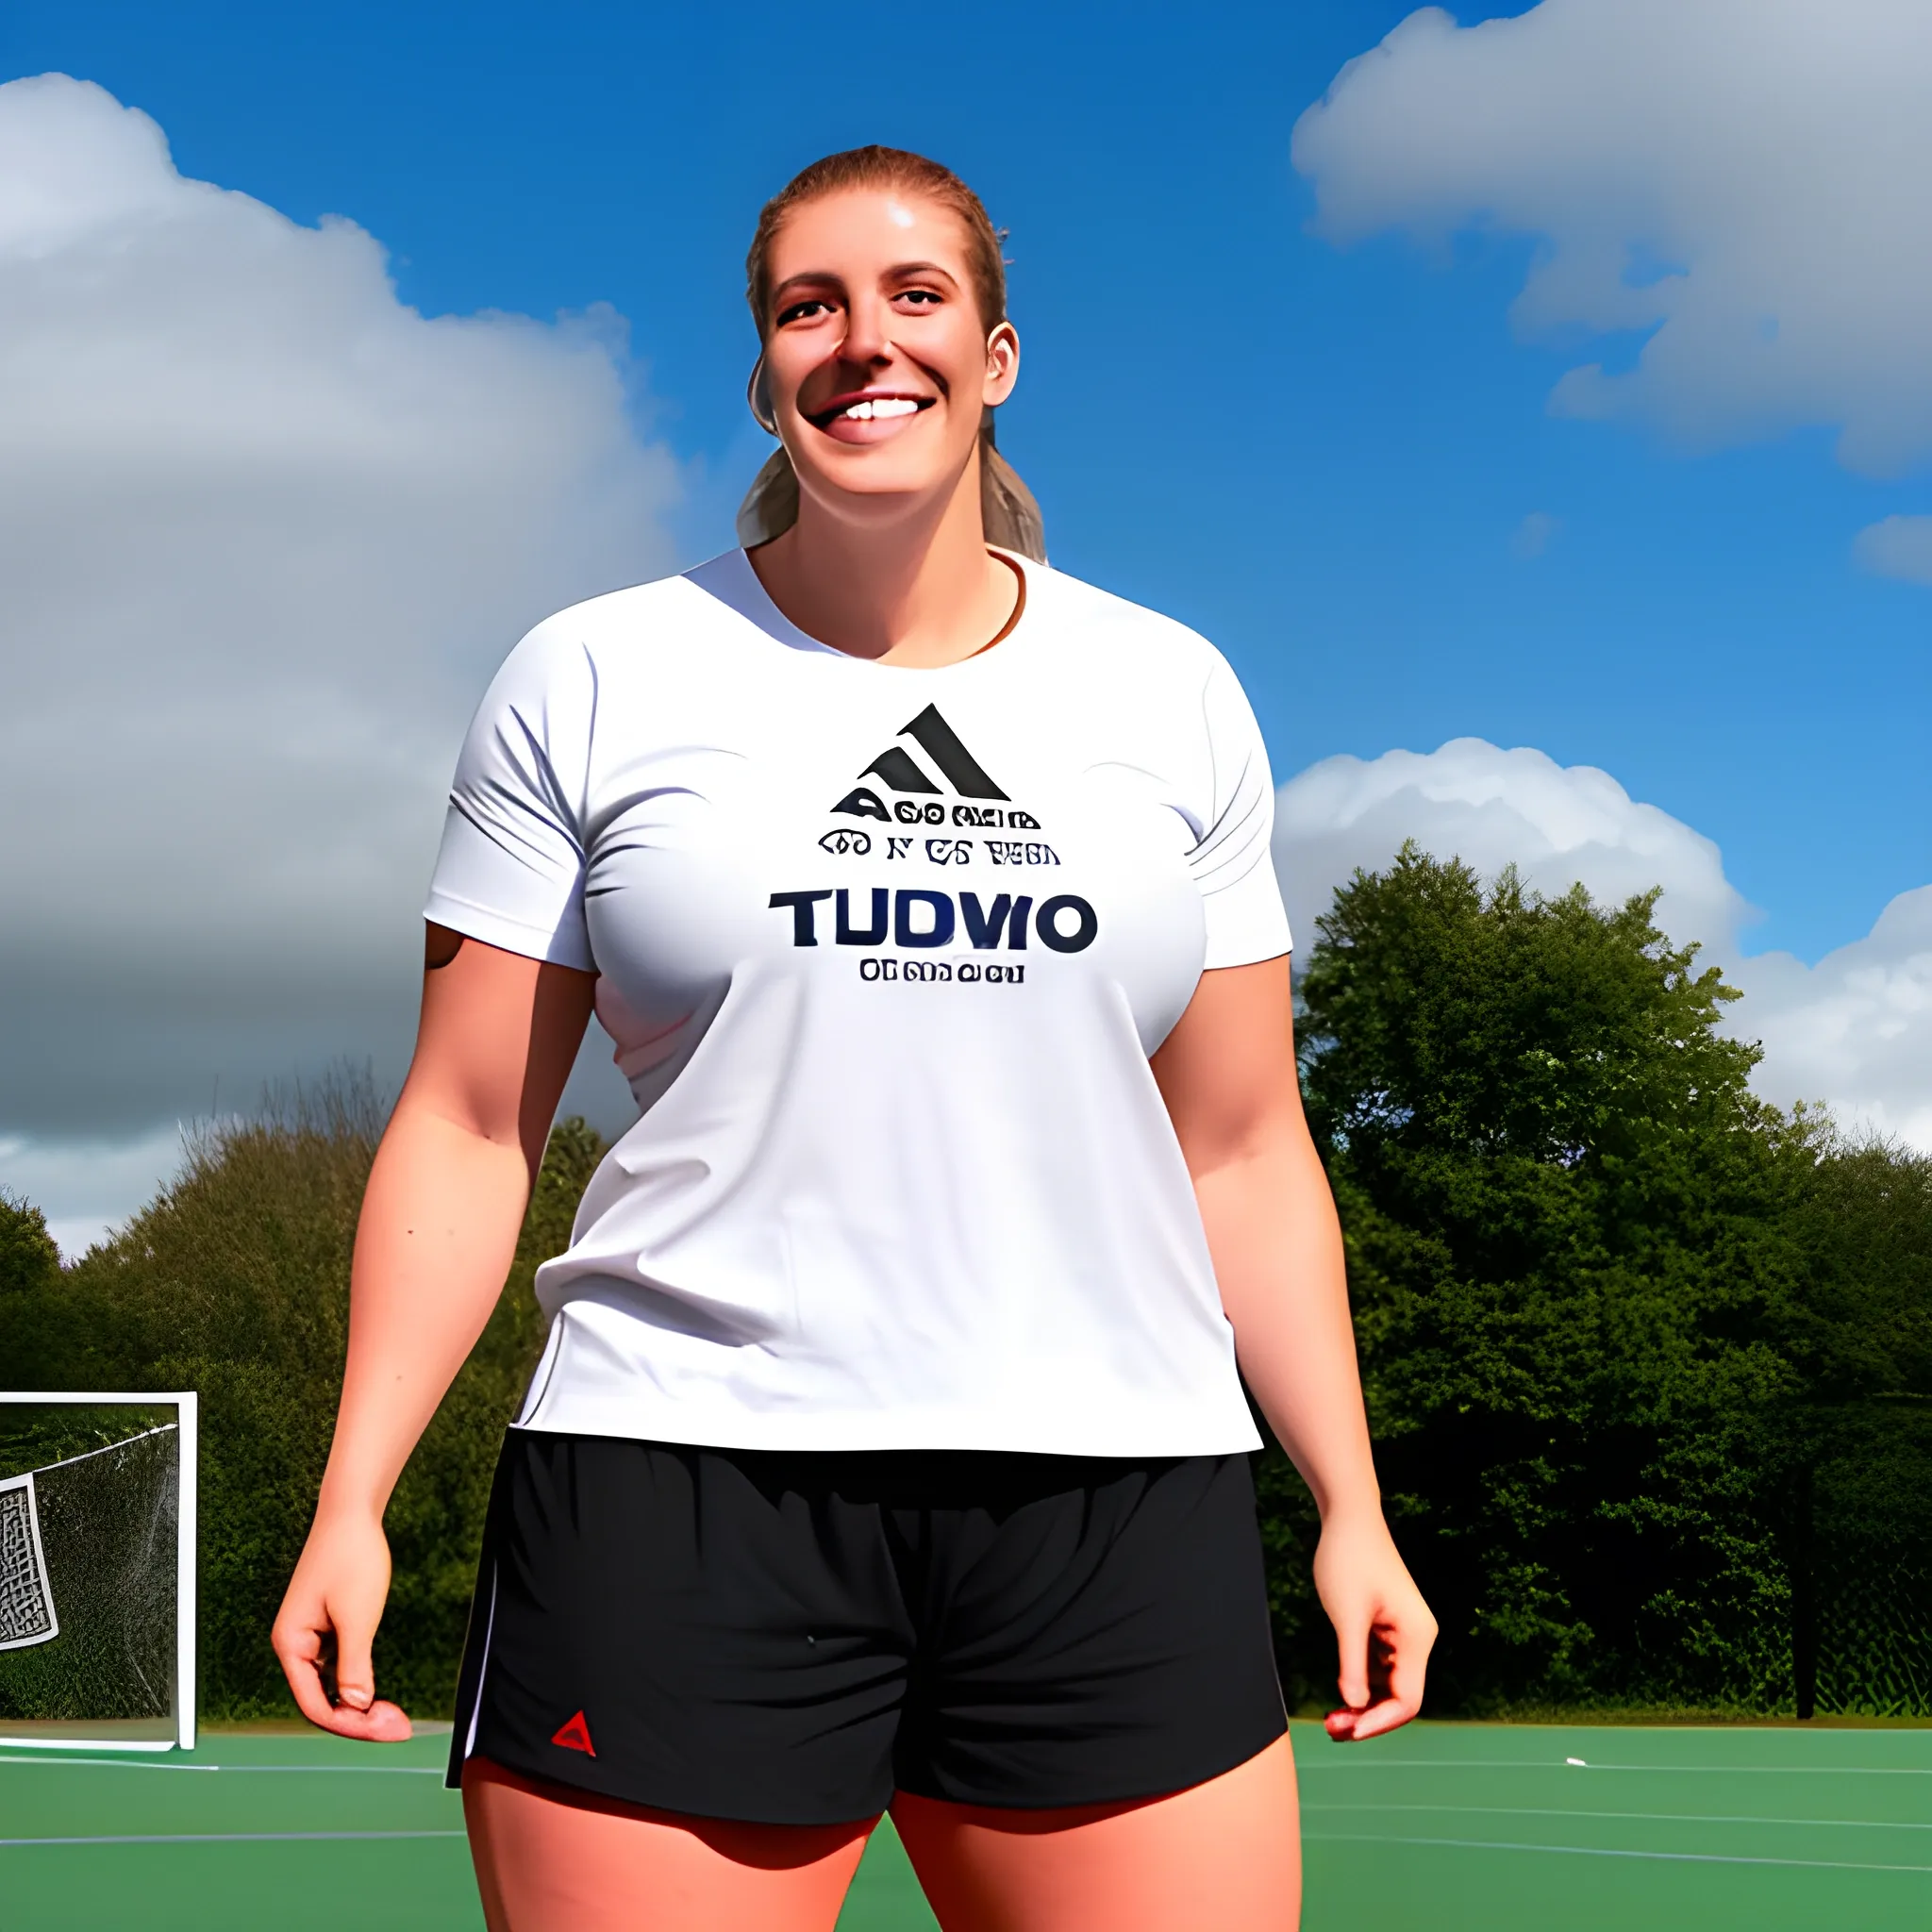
[{"x1": 1790, "y1": 1464, "x2": 1817, "y2": 1722}]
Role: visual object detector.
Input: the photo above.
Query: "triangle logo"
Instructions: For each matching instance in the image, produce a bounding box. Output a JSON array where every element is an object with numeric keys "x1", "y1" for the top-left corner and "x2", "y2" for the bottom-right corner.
[
  {"x1": 550, "y1": 1709, "x2": 596, "y2": 1757},
  {"x1": 833, "y1": 705, "x2": 1011, "y2": 822}
]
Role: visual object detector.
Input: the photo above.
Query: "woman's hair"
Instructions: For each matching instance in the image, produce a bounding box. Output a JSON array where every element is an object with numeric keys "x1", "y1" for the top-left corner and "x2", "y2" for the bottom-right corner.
[
  {"x1": 736, "y1": 146, "x2": 1044, "y2": 561},
  {"x1": 745, "y1": 145, "x2": 1007, "y2": 337}
]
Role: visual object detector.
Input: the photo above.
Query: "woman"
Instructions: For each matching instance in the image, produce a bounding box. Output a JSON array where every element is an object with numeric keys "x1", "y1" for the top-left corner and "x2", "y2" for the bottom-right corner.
[{"x1": 275, "y1": 145, "x2": 1435, "y2": 1931}]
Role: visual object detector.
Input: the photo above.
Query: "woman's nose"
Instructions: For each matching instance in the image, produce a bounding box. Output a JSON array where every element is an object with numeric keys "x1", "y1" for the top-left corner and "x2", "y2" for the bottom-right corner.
[{"x1": 841, "y1": 291, "x2": 892, "y2": 365}]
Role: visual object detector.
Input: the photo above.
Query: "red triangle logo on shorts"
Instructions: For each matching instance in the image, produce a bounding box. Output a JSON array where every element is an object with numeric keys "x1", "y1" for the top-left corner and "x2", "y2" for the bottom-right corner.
[{"x1": 551, "y1": 1709, "x2": 595, "y2": 1757}]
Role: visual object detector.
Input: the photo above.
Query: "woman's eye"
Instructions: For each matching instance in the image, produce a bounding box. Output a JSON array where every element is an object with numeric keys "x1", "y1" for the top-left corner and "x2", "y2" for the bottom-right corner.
[{"x1": 777, "y1": 299, "x2": 833, "y2": 325}]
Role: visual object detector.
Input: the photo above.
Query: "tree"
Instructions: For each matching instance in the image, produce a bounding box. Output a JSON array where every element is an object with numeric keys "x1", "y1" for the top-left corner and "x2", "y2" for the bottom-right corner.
[
  {"x1": 0, "y1": 1192, "x2": 60, "y2": 1307},
  {"x1": 1264, "y1": 845, "x2": 1814, "y2": 1713},
  {"x1": 1775, "y1": 1138, "x2": 1932, "y2": 1715},
  {"x1": 0, "y1": 1197, "x2": 64, "y2": 1406}
]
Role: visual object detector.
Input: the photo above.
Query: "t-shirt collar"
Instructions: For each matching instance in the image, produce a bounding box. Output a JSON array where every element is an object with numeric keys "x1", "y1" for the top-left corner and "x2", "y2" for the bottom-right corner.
[{"x1": 685, "y1": 547, "x2": 1035, "y2": 670}]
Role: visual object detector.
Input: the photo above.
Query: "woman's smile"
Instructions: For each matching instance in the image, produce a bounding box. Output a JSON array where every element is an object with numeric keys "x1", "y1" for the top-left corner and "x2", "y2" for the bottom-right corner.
[{"x1": 808, "y1": 387, "x2": 936, "y2": 443}]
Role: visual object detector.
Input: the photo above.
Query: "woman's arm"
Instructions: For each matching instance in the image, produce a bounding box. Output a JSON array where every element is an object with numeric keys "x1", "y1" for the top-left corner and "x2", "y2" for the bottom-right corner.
[
  {"x1": 1151, "y1": 954, "x2": 1435, "y2": 1740},
  {"x1": 271, "y1": 926, "x2": 596, "y2": 1739}
]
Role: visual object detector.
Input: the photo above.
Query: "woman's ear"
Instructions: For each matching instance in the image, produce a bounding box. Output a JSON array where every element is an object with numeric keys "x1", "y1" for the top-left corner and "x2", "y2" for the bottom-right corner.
[
  {"x1": 746, "y1": 354, "x2": 779, "y2": 435},
  {"x1": 984, "y1": 323, "x2": 1021, "y2": 407}
]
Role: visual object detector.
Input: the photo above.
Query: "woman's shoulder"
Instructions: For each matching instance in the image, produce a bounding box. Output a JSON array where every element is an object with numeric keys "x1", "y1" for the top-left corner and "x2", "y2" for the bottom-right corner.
[{"x1": 498, "y1": 564, "x2": 741, "y2": 682}]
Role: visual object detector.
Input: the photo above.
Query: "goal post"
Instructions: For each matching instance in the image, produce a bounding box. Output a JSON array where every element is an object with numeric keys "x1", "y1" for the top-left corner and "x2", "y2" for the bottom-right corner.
[{"x1": 0, "y1": 1392, "x2": 197, "y2": 1752}]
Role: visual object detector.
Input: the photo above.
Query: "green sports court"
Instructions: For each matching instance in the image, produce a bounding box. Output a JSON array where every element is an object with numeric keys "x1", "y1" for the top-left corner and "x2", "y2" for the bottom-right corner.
[{"x1": 5, "y1": 1719, "x2": 1927, "y2": 1930}]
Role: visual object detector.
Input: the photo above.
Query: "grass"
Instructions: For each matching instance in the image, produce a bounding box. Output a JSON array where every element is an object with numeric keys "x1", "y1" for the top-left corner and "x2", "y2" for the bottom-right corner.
[
  {"x1": 3, "y1": 1720, "x2": 1927, "y2": 1928},
  {"x1": 1297, "y1": 1718, "x2": 1932, "y2": 1929}
]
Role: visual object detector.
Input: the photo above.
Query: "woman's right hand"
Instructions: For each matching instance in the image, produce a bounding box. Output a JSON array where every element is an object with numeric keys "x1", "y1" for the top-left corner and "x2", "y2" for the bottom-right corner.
[
  {"x1": 268, "y1": 936, "x2": 591, "y2": 1744},
  {"x1": 273, "y1": 1505, "x2": 413, "y2": 1741}
]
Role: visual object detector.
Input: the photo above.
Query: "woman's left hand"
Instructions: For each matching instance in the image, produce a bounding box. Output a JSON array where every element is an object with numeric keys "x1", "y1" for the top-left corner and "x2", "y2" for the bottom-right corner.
[
  {"x1": 1312, "y1": 1509, "x2": 1437, "y2": 1741},
  {"x1": 1153, "y1": 958, "x2": 1437, "y2": 1740}
]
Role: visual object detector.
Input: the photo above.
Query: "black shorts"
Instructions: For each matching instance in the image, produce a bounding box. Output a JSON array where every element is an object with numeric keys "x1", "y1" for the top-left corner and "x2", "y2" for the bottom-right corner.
[{"x1": 447, "y1": 1429, "x2": 1285, "y2": 1825}]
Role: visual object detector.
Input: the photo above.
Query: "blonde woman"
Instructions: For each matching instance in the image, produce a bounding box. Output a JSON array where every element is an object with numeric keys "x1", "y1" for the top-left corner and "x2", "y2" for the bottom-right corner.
[{"x1": 275, "y1": 146, "x2": 1434, "y2": 1931}]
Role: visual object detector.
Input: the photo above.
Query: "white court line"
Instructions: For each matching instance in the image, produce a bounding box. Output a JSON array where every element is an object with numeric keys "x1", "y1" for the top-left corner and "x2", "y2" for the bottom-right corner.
[
  {"x1": 0, "y1": 1757, "x2": 441, "y2": 1774},
  {"x1": 1305, "y1": 1831, "x2": 1932, "y2": 1874},
  {"x1": 1305, "y1": 1802, "x2": 1932, "y2": 1832},
  {"x1": 0, "y1": 1830, "x2": 466, "y2": 1848},
  {"x1": 1299, "y1": 1759, "x2": 1932, "y2": 1776},
  {"x1": 199, "y1": 1764, "x2": 445, "y2": 1776}
]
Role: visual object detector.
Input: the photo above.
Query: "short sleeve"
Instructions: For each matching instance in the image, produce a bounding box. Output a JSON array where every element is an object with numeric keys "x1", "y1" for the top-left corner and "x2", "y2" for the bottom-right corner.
[
  {"x1": 1189, "y1": 656, "x2": 1292, "y2": 969},
  {"x1": 423, "y1": 623, "x2": 597, "y2": 971}
]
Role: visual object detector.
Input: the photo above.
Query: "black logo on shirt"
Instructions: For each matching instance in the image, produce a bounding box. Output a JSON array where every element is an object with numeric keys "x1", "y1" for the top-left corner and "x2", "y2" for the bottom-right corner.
[
  {"x1": 831, "y1": 706, "x2": 1041, "y2": 832},
  {"x1": 795, "y1": 711, "x2": 1074, "y2": 985},
  {"x1": 767, "y1": 888, "x2": 1096, "y2": 954}
]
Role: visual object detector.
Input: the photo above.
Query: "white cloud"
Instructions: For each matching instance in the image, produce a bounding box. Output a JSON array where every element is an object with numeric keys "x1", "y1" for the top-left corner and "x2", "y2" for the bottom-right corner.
[
  {"x1": 0, "y1": 75, "x2": 679, "y2": 1150},
  {"x1": 1854, "y1": 514, "x2": 1932, "y2": 586},
  {"x1": 1510, "y1": 510, "x2": 1559, "y2": 558},
  {"x1": 1273, "y1": 739, "x2": 1750, "y2": 960},
  {"x1": 1292, "y1": 1, "x2": 1932, "y2": 474},
  {"x1": 1740, "y1": 891, "x2": 1932, "y2": 1148},
  {"x1": 1273, "y1": 739, "x2": 1932, "y2": 1152}
]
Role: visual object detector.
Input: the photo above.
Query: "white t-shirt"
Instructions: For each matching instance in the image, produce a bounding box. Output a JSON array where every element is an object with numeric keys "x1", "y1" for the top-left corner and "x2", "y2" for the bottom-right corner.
[{"x1": 425, "y1": 548, "x2": 1291, "y2": 1457}]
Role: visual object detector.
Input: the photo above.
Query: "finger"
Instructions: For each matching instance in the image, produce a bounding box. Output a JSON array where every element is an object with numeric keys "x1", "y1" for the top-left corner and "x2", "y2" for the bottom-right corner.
[
  {"x1": 1342, "y1": 1692, "x2": 1418, "y2": 1742},
  {"x1": 272, "y1": 1616, "x2": 340, "y2": 1730},
  {"x1": 315, "y1": 1697, "x2": 414, "y2": 1743},
  {"x1": 1383, "y1": 1614, "x2": 1435, "y2": 1717},
  {"x1": 274, "y1": 1616, "x2": 409, "y2": 1741},
  {"x1": 1333, "y1": 1608, "x2": 1373, "y2": 1713},
  {"x1": 330, "y1": 1604, "x2": 377, "y2": 1715},
  {"x1": 362, "y1": 1698, "x2": 413, "y2": 1742},
  {"x1": 1345, "y1": 1611, "x2": 1424, "y2": 1740}
]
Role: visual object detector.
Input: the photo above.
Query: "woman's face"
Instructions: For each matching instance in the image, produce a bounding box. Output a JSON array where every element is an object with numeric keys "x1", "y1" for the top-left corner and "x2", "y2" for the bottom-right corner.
[{"x1": 759, "y1": 187, "x2": 1019, "y2": 525}]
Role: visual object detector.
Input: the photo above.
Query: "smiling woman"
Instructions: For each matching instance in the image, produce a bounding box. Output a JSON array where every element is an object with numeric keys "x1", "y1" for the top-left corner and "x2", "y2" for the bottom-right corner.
[
  {"x1": 273, "y1": 143, "x2": 1434, "y2": 1932},
  {"x1": 735, "y1": 146, "x2": 1044, "y2": 655}
]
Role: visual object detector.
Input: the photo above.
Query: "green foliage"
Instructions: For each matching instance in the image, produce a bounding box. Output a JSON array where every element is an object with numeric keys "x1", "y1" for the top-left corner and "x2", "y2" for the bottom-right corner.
[
  {"x1": 1265, "y1": 845, "x2": 1932, "y2": 1717},
  {"x1": 0, "y1": 1079, "x2": 605, "y2": 1720},
  {"x1": 0, "y1": 1191, "x2": 61, "y2": 1323},
  {"x1": 6, "y1": 855, "x2": 1928, "y2": 1724},
  {"x1": 1776, "y1": 1140, "x2": 1932, "y2": 1715}
]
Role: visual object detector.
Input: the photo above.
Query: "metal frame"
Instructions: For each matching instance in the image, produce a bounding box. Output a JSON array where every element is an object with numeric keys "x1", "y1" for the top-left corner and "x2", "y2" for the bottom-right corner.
[{"x1": 0, "y1": 1391, "x2": 197, "y2": 1752}]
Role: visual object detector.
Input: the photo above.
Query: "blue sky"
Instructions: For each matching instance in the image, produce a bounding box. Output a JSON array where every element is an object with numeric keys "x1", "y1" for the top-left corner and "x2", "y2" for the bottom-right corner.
[
  {"x1": 5, "y1": 1, "x2": 1930, "y2": 1247},
  {"x1": 12, "y1": 0, "x2": 1924, "y2": 963}
]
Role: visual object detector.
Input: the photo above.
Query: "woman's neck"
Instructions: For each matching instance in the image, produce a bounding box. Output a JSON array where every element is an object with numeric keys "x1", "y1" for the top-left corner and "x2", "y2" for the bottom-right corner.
[{"x1": 748, "y1": 450, "x2": 1019, "y2": 668}]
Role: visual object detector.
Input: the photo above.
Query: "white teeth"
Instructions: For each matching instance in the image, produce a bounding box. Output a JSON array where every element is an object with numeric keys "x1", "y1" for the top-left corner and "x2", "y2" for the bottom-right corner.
[{"x1": 841, "y1": 398, "x2": 920, "y2": 421}]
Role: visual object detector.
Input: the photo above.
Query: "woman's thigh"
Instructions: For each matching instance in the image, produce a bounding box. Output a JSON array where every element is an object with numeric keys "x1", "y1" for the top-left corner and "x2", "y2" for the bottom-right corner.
[
  {"x1": 461, "y1": 1758, "x2": 874, "y2": 1932},
  {"x1": 891, "y1": 1735, "x2": 1300, "y2": 1932}
]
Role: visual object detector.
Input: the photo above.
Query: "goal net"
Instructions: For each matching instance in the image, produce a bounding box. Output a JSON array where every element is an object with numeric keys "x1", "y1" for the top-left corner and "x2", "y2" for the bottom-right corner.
[{"x1": 0, "y1": 1393, "x2": 197, "y2": 1751}]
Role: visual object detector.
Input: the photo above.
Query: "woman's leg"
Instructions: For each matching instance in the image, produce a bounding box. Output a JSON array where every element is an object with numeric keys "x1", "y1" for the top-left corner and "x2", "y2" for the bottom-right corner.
[
  {"x1": 891, "y1": 1735, "x2": 1300, "y2": 1932},
  {"x1": 462, "y1": 1757, "x2": 874, "y2": 1932}
]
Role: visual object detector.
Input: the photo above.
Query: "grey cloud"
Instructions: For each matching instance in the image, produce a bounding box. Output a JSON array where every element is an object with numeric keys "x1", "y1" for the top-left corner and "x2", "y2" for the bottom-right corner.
[{"x1": 0, "y1": 75, "x2": 680, "y2": 1146}]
